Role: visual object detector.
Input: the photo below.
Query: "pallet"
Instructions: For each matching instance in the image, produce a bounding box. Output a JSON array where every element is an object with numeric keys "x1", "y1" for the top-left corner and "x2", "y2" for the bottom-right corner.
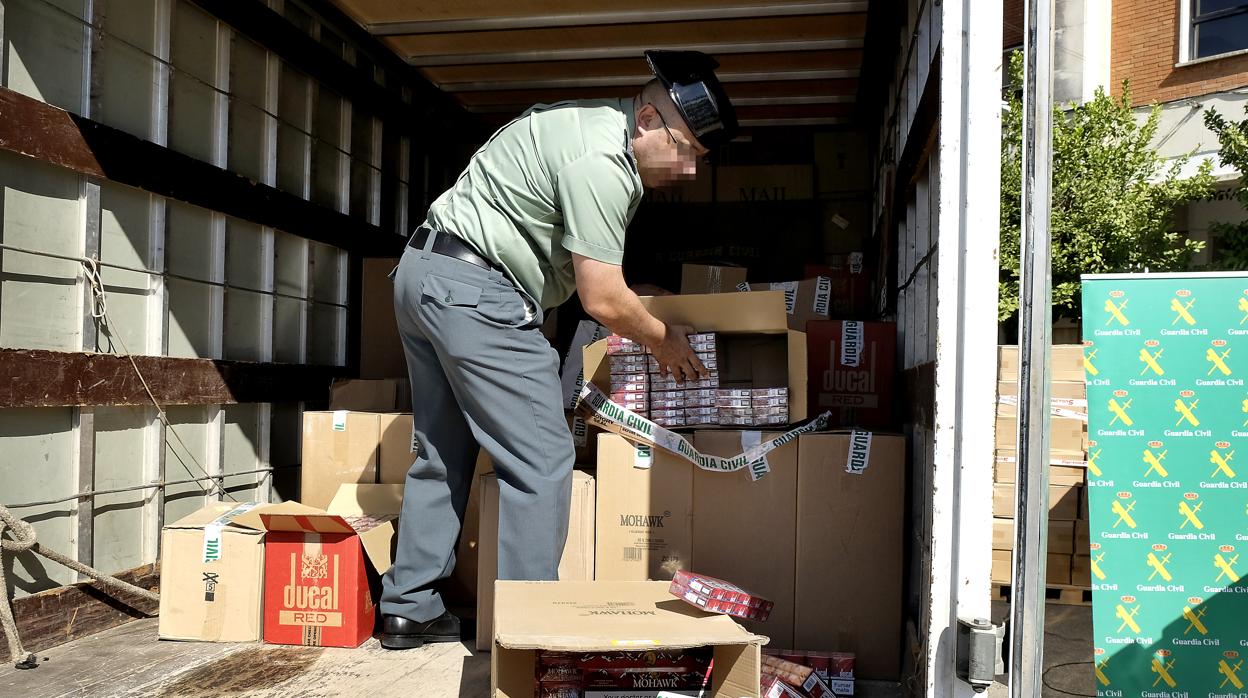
[{"x1": 991, "y1": 582, "x2": 1092, "y2": 606}]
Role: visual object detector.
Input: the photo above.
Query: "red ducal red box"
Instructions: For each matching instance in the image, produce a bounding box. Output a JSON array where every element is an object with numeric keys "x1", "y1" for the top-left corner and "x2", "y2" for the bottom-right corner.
[
  {"x1": 806, "y1": 320, "x2": 896, "y2": 428},
  {"x1": 260, "y1": 486, "x2": 402, "y2": 648},
  {"x1": 669, "y1": 571, "x2": 773, "y2": 622},
  {"x1": 761, "y1": 675, "x2": 804, "y2": 698},
  {"x1": 764, "y1": 649, "x2": 856, "y2": 696}
]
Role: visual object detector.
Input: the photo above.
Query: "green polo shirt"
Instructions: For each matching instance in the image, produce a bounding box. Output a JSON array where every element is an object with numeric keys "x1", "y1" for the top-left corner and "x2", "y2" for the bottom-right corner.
[{"x1": 424, "y1": 98, "x2": 642, "y2": 309}]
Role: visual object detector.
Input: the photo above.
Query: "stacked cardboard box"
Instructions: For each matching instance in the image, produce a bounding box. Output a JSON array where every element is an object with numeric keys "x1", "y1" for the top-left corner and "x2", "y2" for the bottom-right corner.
[
  {"x1": 991, "y1": 345, "x2": 1091, "y2": 591},
  {"x1": 594, "y1": 430, "x2": 906, "y2": 681}
]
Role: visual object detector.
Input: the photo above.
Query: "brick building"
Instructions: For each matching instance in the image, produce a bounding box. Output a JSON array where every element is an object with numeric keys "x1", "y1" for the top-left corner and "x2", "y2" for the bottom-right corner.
[{"x1": 1005, "y1": 0, "x2": 1248, "y2": 263}]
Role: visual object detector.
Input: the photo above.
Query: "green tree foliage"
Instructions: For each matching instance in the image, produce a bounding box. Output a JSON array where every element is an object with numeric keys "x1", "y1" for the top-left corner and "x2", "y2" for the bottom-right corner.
[
  {"x1": 1202, "y1": 105, "x2": 1248, "y2": 270},
  {"x1": 999, "y1": 51, "x2": 1215, "y2": 322}
]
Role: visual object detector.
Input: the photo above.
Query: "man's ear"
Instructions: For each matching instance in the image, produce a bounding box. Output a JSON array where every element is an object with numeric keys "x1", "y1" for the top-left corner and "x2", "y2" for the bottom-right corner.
[{"x1": 635, "y1": 102, "x2": 659, "y2": 133}]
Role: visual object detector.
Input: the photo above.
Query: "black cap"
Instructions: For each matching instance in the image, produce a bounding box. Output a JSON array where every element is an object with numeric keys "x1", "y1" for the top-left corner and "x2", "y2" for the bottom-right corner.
[{"x1": 644, "y1": 50, "x2": 738, "y2": 149}]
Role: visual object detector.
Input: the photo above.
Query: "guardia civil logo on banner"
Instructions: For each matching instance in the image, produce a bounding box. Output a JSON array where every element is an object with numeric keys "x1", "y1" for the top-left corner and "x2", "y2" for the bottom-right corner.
[{"x1": 1082, "y1": 273, "x2": 1248, "y2": 698}]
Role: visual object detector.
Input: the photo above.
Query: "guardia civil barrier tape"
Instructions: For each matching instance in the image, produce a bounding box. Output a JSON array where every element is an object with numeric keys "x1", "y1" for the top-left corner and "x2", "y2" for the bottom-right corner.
[
  {"x1": 577, "y1": 382, "x2": 831, "y2": 474},
  {"x1": 1081, "y1": 273, "x2": 1248, "y2": 698}
]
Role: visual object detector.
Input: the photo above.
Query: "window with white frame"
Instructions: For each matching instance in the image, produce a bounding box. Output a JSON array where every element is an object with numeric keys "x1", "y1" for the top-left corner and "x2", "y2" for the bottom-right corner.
[{"x1": 1187, "y1": 1, "x2": 1248, "y2": 61}]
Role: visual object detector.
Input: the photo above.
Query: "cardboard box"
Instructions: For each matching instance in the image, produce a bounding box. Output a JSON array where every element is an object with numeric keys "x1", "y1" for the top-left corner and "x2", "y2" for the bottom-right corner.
[
  {"x1": 477, "y1": 470, "x2": 596, "y2": 651},
  {"x1": 993, "y1": 518, "x2": 1075, "y2": 554},
  {"x1": 692, "y1": 430, "x2": 799, "y2": 647},
  {"x1": 998, "y1": 345, "x2": 1086, "y2": 383},
  {"x1": 581, "y1": 291, "x2": 808, "y2": 426},
  {"x1": 990, "y1": 550, "x2": 1072, "y2": 586},
  {"x1": 807, "y1": 253, "x2": 870, "y2": 318},
  {"x1": 991, "y1": 483, "x2": 1081, "y2": 520},
  {"x1": 328, "y1": 378, "x2": 411, "y2": 413},
  {"x1": 815, "y1": 131, "x2": 870, "y2": 194},
  {"x1": 994, "y1": 415, "x2": 1086, "y2": 457},
  {"x1": 716, "y1": 165, "x2": 814, "y2": 202},
  {"x1": 360, "y1": 257, "x2": 406, "y2": 378},
  {"x1": 594, "y1": 434, "x2": 695, "y2": 582},
  {"x1": 491, "y1": 581, "x2": 765, "y2": 698},
  {"x1": 1071, "y1": 555, "x2": 1091, "y2": 587},
  {"x1": 739, "y1": 277, "x2": 833, "y2": 331},
  {"x1": 260, "y1": 485, "x2": 403, "y2": 647},
  {"x1": 806, "y1": 321, "x2": 896, "y2": 428},
  {"x1": 993, "y1": 459, "x2": 1086, "y2": 486},
  {"x1": 300, "y1": 411, "x2": 414, "y2": 510},
  {"x1": 681, "y1": 263, "x2": 749, "y2": 295},
  {"x1": 595, "y1": 431, "x2": 904, "y2": 680},
  {"x1": 1075, "y1": 519, "x2": 1090, "y2": 553},
  {"x1": 995, "y1": 379, "x2": 1086, "y2": 401},
  {"x1": 795, "y1": 432, "x2": 905, "y2": 681},
  {"x1": 158, "y1": 502, "x2": 271, "y2": 642}
]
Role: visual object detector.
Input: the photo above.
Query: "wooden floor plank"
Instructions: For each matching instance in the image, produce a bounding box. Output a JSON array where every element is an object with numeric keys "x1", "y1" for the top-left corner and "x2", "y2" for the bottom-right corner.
[{"x1": 0, "y1": 618, "x2": 490, "y2": 698}]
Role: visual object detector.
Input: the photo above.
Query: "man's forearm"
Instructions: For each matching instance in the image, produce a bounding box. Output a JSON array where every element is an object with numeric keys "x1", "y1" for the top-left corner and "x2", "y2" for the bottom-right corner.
[{"x1": 585, "y1": 290, "x2": 666, "y2": 349}]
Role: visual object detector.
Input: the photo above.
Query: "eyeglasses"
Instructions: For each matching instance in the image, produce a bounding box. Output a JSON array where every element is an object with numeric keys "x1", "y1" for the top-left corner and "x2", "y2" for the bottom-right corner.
[{"x1": 649, "y1": 103, "x2": 702, "y2": 158}]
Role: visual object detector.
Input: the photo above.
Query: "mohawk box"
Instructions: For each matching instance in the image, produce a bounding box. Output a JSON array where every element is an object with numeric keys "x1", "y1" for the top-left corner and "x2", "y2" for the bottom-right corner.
[
  {"x1": 594, "y1": 434, "x2": 695, "y2": 582},
  {"x1": 805, "y1": 320, "x2": 896, "y2": 428},
  {"x1": 301, "y1": 411, "x2": 415, "y2": 510},
  {"x1": 158, "y1": 501, "x2": 275, "y2": 642},
  {"x1": 360, "y1": 257, "x2": 405, "y2": 378},
  {"x1": 681, "y1": 263, "x2": 749, "y2": 295},
  {"x1": 993, "y1": 517, "x2": 1075, "y2": 554},
  {"x1": 260, "y1": 484, "x2": 403, "y2": 648},
  {"x1": 476, "y1": 470, "x2": 597, "y2": 651},
  {"x1": 580, "y1": 291, "x2": 808, "y2": 429},
  {"x1": 491, "y1": 581, "x2": 766, "y2": 698},
  {"x1": 993, "y1": 415, "x2": 1086, "y2": 457},
  {"x1": 990, "y1": 550, "x2": 1073, "y2": 586},
  {"x1": 991, "y1": 482, "x2": 1081, "y2": 520}
]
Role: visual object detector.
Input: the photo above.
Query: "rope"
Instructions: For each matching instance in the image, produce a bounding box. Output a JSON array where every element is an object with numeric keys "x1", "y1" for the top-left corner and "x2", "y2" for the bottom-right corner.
[{"x1": 0, "y1": 505, "x2": 160, "y2": 670}]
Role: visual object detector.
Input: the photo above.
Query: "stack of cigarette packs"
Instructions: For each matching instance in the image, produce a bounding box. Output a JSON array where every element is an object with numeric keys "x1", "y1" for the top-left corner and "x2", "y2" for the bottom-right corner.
[
  {"x1": 759, "y1": 654, "x2": 836, "y2": 698},
  {"x1": 715, "y1": 388, "x2": 789, "y2": 427},
  {"x1": 668, "y1": 570, "x2": 774, "y2": 622},
  {"x1": 606, "y1": 333, "x2": 721, "y2": 428},
  {"x1": 762, "y1": 649, "x2": 856, "y2": 697},
  {"x1": 535, "y1": 648, "x2": 713, "y2": 698}
]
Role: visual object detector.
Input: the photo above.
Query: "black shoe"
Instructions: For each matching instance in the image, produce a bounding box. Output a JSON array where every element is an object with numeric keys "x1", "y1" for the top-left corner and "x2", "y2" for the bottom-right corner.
[{"x1": 380, "y1": 612, "x2": 461, "y2": 650}]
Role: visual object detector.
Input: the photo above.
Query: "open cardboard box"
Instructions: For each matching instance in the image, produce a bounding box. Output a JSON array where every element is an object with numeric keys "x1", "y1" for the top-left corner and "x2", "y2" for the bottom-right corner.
[
  {"x1": 581, "y1": 291, "x2": 808, "y2": 429},
  {"x1": 492, "y1": 580, "x2": 765, "y2": 698},
  {"x1": 233, "y1": 484, "x2": 404, "y2": 648}
]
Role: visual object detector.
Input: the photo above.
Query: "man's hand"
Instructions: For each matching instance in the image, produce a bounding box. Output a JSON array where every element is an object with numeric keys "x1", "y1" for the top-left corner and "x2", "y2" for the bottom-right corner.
[{"x1": 651, "y1": 323, "x2": 706, "y2": 384}]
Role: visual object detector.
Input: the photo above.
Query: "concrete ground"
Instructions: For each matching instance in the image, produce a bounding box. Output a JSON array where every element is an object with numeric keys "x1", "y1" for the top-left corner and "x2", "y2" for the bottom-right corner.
[{"x1": 988, "y1": 601, "x2": 1096, "y2": 698}]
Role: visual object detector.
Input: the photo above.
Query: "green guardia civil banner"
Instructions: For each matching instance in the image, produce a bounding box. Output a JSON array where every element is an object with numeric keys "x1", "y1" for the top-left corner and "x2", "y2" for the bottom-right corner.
[{"x1": 1082, "y1": 273, "x2": 1248, "y2": 698}]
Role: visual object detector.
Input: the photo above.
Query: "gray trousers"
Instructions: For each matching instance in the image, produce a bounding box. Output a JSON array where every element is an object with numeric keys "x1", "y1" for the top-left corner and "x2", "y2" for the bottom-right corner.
[{"x1": 380, "y1": 230, "x2": 574, "y2": 623}]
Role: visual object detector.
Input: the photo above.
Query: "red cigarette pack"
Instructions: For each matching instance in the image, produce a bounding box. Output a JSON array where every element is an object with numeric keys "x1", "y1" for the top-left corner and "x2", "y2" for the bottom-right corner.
[{"x1": 668, "y1": 570, "x2": 774, "y2": 621}]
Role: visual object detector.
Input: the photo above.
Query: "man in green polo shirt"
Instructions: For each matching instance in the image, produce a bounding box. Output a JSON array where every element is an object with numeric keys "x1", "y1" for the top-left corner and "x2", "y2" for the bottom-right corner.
[{"x1": 379, "y1": 51, "x2": 737, "y2": 649}]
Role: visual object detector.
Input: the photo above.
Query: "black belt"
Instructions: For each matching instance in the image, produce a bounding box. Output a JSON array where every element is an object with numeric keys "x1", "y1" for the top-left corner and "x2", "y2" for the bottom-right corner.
[{"x1": 408, "y1": 226, "x2": 495, "y2": 271}]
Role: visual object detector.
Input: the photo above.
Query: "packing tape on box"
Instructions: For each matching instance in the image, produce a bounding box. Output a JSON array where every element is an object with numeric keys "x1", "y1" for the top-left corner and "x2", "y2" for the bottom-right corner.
[
  {"x1": 633, "y1": 443, "x2": 653, "y2": 470},
  {"x1": 846, "y1": 430, "x2": 872, "y2": 474},
  {"x1": 332, "y1": 410, "x2": 348, "y2": 431},
  {"x1": 840, "y1": 321, "x2": 864, "y2": 368},
  {"x1": 578, "y1": 382, "x2": 830, "y2": 474},
  {"x1": 202, "y1": 501, "x2": 263, "y2": 562},
  {"x1": 995, "y1": 395, "x2": 1089, "y2": 421},
  {"x1": 812, "y1": 276, "x2": 831, "y2": 317},
  {"x1": 741, "y1": 431, "x2": 771, "y2": 481}
]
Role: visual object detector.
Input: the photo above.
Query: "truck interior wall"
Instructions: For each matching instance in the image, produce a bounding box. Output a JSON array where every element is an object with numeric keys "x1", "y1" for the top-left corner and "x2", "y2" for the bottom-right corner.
[{"x1": 0, "y1": 0, "x2": 454, "y2": 598}]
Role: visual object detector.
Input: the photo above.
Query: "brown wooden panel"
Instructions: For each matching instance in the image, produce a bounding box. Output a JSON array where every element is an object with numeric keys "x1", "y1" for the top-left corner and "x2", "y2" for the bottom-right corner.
[
  {"x1": 736, "y1": 103, "x2": 855, "y2": 120},
  {"x1": 390, "y1": 15, "x2": 868, "y2": 58},
  {"x1": 336, "y1": 0, "x2": 831, "y2": 25},
  {"x1": 0, "y1": 564, "x2": 160, "y2": 663},
  {"x1": 454, "y1": 78, "x2": 859, "y2": 107},
  {"x1": 0, "y1": 348, "x2": 349, "y2": 408},
  {"x1": 421, "y1": 50, "x2": 861, "y2": 85},
  {"x1": 0, "y1": 87, "x2": 405, "y2": 257}
]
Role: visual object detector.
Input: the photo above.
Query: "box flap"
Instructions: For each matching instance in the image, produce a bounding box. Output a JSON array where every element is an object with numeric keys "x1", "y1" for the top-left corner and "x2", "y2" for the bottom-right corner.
[
  {"x1": 494, "y1": 581, "x2": 766, "y2": 651},
  {"x1": 639, "y1": 291, "x2": 789, "y2": 334},
  {"x1": 165, "y1": 502, "x2": 266, "y2": 531},
  {"x1": 328, "y1": 484, "x2": 403, "y2": 573},
  {"x1": 229, "y1": 501, "x2": 356, "y2": 535}
]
